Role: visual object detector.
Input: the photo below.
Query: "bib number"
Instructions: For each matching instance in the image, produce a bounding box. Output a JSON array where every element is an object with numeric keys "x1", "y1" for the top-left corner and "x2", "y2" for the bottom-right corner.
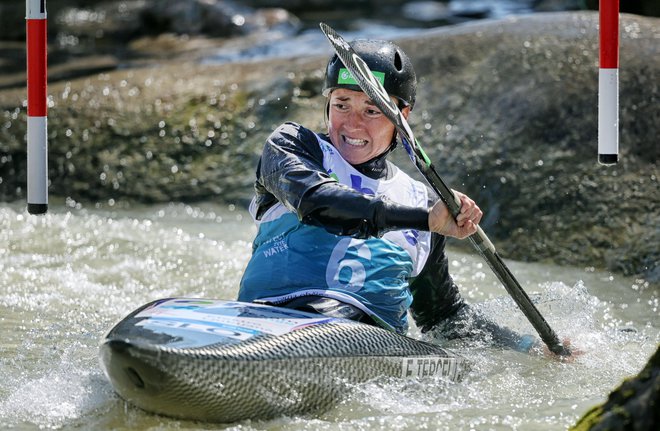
[{"x1": 326, "y1": 238, "x2": 371, "y2": 292}]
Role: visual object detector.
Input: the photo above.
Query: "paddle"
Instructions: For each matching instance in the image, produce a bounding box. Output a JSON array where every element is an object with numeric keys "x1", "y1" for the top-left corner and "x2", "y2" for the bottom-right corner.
[{"x1": 319, "y1": 23, "x2": 571, "y2": 356}]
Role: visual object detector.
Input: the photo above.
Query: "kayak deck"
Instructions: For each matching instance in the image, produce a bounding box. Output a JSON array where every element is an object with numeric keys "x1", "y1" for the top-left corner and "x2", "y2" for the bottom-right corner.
[{"x1": 100, "y1": 298, "x2": 468, "y2": 423}]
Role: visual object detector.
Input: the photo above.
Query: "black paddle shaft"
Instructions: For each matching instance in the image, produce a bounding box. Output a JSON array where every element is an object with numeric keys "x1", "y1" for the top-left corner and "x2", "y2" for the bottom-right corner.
[{"x1": 320, "y1": 22, "x2": 570, "y2": 356}]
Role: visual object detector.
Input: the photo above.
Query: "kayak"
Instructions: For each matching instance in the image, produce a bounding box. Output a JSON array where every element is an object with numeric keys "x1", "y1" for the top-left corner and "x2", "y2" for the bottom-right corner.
[{"x1": 99, "y1": 298, "x2": 468, "y2": 423}]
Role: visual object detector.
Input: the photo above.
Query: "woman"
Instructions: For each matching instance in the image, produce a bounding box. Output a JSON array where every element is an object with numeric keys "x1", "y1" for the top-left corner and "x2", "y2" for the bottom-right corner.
[{"x1": 238, "y1": 39, "x2": 536, "y2": 352}]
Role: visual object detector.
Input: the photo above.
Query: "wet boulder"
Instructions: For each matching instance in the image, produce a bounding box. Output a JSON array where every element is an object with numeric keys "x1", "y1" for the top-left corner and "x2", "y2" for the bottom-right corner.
[
  {"x1": 0, "y1": 0, "x2": 301, "y2": 82},
  {"x1": 0, "y1": 12, "x2": 657, "y2": 282},
  {"x1": 391, "y1": 12, "x2": 659, "y2": 282},
  {"x1": 571, "y1": 345, "x2": 660, "y2": 430}
]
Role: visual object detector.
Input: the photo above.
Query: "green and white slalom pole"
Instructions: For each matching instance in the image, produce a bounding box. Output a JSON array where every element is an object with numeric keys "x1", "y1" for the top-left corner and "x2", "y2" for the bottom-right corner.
[
  {"x1": 598, "y1": 0, "x2": 619, "y2": 165},
  {"x1": 26, "y1": 0, "x2": 48, "y2": 214}
]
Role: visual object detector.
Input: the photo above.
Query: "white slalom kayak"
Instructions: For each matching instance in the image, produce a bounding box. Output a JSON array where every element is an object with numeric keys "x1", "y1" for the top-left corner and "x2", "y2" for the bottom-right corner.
[{"x1": 100, "y1": 298, "x2": 468, "y2": 423}]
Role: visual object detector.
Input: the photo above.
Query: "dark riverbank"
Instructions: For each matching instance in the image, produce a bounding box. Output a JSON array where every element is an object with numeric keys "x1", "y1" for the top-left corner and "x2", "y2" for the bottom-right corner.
[{"x1": 1, "y1": 0, "x2": 658, "y2": 89}]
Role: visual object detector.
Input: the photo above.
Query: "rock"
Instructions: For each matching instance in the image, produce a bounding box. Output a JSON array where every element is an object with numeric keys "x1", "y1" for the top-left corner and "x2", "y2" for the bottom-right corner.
[
  {"x1": 140, "y1": 0, "x2": 252, "y2": 37},
  {"x1": 390, "y1": 12, "x2": 659, "y2": 282},
  {"x1": 0, "y1": 12, "x2": 657, "y2": 283},
  {"x1": 571, "y1": 345, "x2": 660, "y2": 430},
  {"x1": 0, "y1": 0, "x2": 301, "y2": 81}
]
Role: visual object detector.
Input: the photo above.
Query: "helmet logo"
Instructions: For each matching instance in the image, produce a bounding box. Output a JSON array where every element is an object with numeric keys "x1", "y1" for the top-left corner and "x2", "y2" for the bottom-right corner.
[{"x1": 337, "y1": 67, "x2": 384, "y2": 86}]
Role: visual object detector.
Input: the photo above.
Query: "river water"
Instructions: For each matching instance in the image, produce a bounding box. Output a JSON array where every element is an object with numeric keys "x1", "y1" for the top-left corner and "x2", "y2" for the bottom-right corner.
[{"x1": 0, "y1": 200, "x2": 657, "y2": 430}]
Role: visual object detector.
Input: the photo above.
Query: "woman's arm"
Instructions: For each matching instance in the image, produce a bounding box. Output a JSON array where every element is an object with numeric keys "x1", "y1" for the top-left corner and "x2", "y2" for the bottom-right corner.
[{"x1": 255, "y1": 122, "x2": 429, "y2": 238}]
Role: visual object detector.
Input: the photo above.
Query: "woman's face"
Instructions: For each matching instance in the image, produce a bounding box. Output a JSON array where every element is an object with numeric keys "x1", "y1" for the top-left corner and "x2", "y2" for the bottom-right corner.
[{"x1": 327, "y1": 88, "x2": 409, "y2": 165}]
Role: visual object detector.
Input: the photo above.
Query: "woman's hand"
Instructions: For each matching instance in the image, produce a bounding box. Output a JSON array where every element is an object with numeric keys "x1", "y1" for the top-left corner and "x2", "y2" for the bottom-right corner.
[
  {"x1": 533, "y1": 338, "x2": 584, "y2": 363},
  {"x1": 428, "y1": 191, "x2": 483, "y2": 239}
]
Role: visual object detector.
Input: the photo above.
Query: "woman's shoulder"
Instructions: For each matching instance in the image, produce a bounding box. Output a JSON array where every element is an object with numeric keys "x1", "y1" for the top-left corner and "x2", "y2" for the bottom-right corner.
[
  {"x1": 264, "y1": 122, "x2": 325, "y2": 160},
  {"x1": 271, "y1": 122, "x2": 319, "y2": 140}
]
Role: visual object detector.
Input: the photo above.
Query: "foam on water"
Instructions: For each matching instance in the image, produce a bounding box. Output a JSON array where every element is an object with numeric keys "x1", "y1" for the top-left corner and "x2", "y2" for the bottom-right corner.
[
  {"x1": 0, "y1": 202, "x2": 253, "y2": 429},
  {"x1": 330, "y1": 270, "x2": 656, "y2": 431},
  {"x1": 0, "y1": 202, "x2": 657, "y2": 430},
  {"x1": 0, "y1": 346, "x2": 112, "y2": 429}
]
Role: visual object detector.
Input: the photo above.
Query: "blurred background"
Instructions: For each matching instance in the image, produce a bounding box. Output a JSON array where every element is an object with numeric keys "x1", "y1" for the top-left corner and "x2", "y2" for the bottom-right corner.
[
  {"x1": 1, "y1": 0, "x2": 658, "y2": 89},
  {"x1": 1, "y1": 1, "x2": 658, "y2": 282}
]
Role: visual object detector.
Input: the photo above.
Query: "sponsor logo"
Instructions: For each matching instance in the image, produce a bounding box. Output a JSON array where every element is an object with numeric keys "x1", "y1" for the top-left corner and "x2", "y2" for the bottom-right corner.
[
  {"x1": 326, "y1": 167, "x2": 339, "y2": 181},
  {"x1": 260, "y1": 233, "x2": 289, "y2": 258},
  {"x1": 338, "y1": 67, "x2": 385, "y2": 86},
  {"x1": 403, "y1": 229, "x2": 419, "y2": 246},
  {"x1": 350, "y1": 175, "x2": 375, "y2": 195},
  {"x1": 263, "y1": 239, "x2": 288, "y2": 257},
  {"x1": 138, "y1": 318, "x2": 254, "y2": 341},
  {"x1": 402, "y1": 357, "x2": 457, "y2": 378}
]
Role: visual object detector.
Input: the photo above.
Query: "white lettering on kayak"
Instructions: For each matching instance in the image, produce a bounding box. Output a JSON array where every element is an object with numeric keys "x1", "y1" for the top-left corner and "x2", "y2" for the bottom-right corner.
[{"x1": 401, "y1": 357, "x2": 457, "y2": 378}]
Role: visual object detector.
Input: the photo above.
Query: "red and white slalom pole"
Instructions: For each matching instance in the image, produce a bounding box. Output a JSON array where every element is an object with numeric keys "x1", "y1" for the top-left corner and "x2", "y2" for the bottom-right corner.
[
  {"x1": 598, "y1": 0, "x2": 619, "y2": 165},
  {"x1": 26, "y1": 0, "x2": 48, "y2": 214}
]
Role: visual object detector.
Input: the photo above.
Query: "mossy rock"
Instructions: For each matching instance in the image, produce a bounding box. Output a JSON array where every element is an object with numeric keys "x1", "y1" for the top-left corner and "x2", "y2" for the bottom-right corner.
[{"x1": 572, "y1": 345, "x2": 660, "y2": 430}]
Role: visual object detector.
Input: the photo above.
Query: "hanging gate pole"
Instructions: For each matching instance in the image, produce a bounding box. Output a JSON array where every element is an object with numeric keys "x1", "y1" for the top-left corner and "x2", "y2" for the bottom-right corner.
[
  {"x1": 598, "y1": 0, "x2": 619, "y2": 165},
  {"x1": 26, "y1": 0, "x2": 48, "y2": 214}
]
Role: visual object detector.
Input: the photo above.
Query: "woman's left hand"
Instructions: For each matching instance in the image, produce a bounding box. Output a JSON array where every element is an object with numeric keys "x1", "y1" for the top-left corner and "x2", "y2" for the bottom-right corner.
[{"x1": 428, "y1": 190, "x2": 483, "y2": 239}]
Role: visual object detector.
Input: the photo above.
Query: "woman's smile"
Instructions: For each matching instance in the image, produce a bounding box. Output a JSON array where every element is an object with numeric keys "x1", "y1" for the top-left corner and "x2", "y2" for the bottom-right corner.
[{"x1": 342, "y1": 136, "x2": 368, "y2": 147}]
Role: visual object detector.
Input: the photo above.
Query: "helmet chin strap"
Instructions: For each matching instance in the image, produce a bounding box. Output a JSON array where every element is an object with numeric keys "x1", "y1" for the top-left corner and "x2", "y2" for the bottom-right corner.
[{"x1": 324, "y1": 99, "x2": 330, "y2": 128}]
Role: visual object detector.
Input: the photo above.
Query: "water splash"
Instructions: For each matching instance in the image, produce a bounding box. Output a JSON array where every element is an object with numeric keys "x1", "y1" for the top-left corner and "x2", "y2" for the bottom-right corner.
[
  {"x1": 0, "y1": 202, "x2": 656, "y2": 430},
  {"x1": 320, "y1": 257, "x2": 659, "y2": 431},
  {"x1": 0, "y1": 202, "x2": 253, "y2": 429}
]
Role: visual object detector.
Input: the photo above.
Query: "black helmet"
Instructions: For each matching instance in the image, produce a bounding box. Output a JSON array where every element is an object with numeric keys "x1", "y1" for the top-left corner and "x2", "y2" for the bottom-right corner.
[{"x1": 322, "y1": 39, "x2": 417, "y2": 109}]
